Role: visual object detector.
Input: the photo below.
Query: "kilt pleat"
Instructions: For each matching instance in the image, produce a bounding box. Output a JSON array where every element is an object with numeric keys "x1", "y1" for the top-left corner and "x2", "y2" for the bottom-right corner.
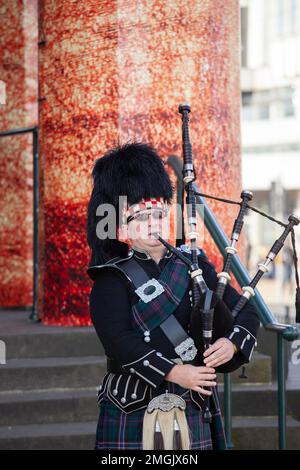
[{"x1": 95, "y1": 393, "x2": 226, "y2": 450}]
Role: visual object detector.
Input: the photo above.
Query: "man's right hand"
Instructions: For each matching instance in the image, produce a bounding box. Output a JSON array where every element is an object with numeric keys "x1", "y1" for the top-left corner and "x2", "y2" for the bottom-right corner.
[{"x1": 165, "y1": 364, "x2": 216, "y2": 395}]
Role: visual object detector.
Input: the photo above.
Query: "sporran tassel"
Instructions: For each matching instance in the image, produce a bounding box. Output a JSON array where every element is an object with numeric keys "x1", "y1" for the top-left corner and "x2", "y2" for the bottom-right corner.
[{"x1": 142, "y1": 392, "x2": 191, "y2": 450}]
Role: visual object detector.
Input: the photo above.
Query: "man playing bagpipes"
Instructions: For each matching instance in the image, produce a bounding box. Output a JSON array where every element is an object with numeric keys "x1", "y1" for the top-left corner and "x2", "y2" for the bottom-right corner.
[{"x1": 86, "y1": 106, "x2": 272, "y2": 449}]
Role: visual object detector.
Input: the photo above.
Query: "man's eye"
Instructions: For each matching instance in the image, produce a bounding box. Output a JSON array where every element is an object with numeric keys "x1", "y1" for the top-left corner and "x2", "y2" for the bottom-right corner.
[
  {"x1": 136, "y1": 213, "x2": 148, "y2": 222},
  {"x1": 154, "y1": 211, "x2": 167, "y2": 219}
]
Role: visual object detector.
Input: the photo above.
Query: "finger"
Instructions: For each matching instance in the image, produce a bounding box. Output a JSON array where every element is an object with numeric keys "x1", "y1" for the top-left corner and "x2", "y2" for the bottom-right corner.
[
  {"x1": 210, "y1": 355, "x2": 229, "y2": 367},
  {"x1": 197, "y1": 370, "x2": 216, "y2": 378},
  {"x1": 199, "y1": 381, "x2": 217, "y2": 387},
  {"x1": 210, "y1": 358, "x2": 227, "y2": 367},
  {"x1": 203, "y1": 345, "x2": 225, "y2": 359},
  {"x1": 205, "y1": 364, "x2": 216, "y2": 371},
  {"x1": 197, "y1": 373, "x2": 216, "y2": 380},
  {"x1": 205, "y1": 354, "x2": 228, "y2": 367},
  {"x1": 193, "y1": 387, "x2": 212, "y2": 395},
  {"x1": 203, "y1": 343, "x2": 222, "y2": 357},
  {"x1": 203, "y1": 350, "x2": 225, "y2": 364},
  {"x1": 197, "y1": 367, "x2": 215, "y2": 373}
]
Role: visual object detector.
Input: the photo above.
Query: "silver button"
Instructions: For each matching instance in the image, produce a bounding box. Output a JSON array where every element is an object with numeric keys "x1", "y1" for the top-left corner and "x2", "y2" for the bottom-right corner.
[
  {"x1": 121, "y1": 397, "x2": 126, "y2": 404},
  {"x1": 129, "y1": 368, "x2": 135, "y2": 373},
  {"x1": 131, "y1": 393, "x2": 137, "y2": 399},
  {"x1": 113, "y1": 389, "x2": 118, "y2": 396},
  {"x1": 234, "y1": 327, "x2": 240, "y2": 332},
  {"x1": 144, "y1": 331, "x2": 150, "y2": 336},
  {"x1": 144, "y1": 336, "x2": 150, "y2": 343},
  {"x1": 143, "y1": 360, "x2": 150, "y2": 366},
  {"x1": 156, "y1": 352, "x2": 162, "y2": 357},
  {"x1": 246, "y1": 334, "x2": 250, "y2": 340}
]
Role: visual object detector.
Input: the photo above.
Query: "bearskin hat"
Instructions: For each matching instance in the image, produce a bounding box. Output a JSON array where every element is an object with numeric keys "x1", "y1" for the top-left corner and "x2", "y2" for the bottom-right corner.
[{"x1": 87, "y1": 142, "x2": 173, "y2": 265}]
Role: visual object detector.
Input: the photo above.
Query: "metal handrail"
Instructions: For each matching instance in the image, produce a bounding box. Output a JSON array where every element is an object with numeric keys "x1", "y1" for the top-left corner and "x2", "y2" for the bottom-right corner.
[
  {"x1": 167, "y1": 155, "x2": 299, "y2": 450},
  {"x1": 0, "y1": 127, "x2": 39, "y2": 322}
]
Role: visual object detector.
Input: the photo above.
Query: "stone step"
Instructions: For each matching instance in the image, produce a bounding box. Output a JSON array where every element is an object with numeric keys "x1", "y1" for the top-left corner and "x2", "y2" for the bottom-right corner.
[
  {"x1": 256, "y1": 326, "x2": 289, "y2": 380},
  {"x1": 0, "y1": 421, "x2": 97, "y2": 450},
  {"x1": 217, "y1": 351, "x2": 272, "y2": 385},
  {"x1": 1, "y1": 312, "x2": 102, "y2": 359},
  {"x1": 0, "y1": 417, "x2": 299, "y2": 450},
  {"x1": 1, "y1": 382, "x2": 299, "y2": 427},
  {"x1": 1, "y1": 314, "x2": 273, "y2": 386},
  {"x1": 3, "y1": 330, "x2": 103, "y2": 360},
  {"x1": 0, "y1": 388, "x2": 98, "y2": 427},
  {"x1": 3, "y1": 336, "x2": 272, "y2": 384},
  {"x1": 0, "y1": 356, "x2": 106, "y2": 392},
  {"x1": 219, "y1": 385, "x2": 300, "y2": 420},
  {"x1": 232, "y1": 416, "x2": 300, "y2": 450}
]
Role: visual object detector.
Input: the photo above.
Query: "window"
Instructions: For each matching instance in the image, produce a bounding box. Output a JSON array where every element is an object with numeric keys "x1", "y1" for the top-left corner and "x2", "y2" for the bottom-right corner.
[
  {"x1": 241, "y1": 87, "x2": 295, "y2": 120},
  {"x1": 277, "y1": 0, "x2": 284, "y2": 36},
  {"x1": 241, "y1": 7, "x2": 248, "y2": 68},
  {"x1": 290, "y1": 0, "x2": 297, "y2": 34}
]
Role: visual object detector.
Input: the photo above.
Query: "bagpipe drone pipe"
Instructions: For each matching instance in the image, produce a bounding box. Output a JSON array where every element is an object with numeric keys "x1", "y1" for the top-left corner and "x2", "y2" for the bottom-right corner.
[{"x1": 155, "y1": 104, "x2": 300, "y2": 423}]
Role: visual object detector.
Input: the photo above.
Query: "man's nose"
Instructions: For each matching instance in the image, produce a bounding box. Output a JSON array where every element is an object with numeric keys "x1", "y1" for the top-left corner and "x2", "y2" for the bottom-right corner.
[{"x1": 148, "y1": 216, "x2": 162, "y2": 230}]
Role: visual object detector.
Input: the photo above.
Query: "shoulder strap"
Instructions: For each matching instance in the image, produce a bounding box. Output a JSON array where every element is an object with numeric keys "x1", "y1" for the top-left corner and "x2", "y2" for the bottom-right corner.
[
  {"x1": 121, "y1": 258, "x2": 198, "y2": 363},
  {"x1": 118, "y1": 258, "x2": 149, "y2": 288}
]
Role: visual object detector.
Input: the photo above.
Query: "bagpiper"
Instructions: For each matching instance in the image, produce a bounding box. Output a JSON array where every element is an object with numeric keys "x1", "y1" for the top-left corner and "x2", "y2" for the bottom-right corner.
[{"x1": 86, "y1": 142, "x2": 260, "y2": 450}]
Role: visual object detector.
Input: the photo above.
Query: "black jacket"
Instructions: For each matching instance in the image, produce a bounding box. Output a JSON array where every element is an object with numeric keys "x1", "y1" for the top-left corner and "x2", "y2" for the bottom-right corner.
[{"x1": 88, "y1": 246, "x2": 260, "y2": 413}]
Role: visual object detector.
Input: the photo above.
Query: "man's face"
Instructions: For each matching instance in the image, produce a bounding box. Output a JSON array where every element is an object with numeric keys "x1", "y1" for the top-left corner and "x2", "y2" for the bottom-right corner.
[{"x1": 126, "y1": 207, "x2": 169, "y2": 249}]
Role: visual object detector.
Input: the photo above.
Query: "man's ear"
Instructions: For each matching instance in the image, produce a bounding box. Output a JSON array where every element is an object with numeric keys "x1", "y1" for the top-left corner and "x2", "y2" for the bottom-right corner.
[{"x1": 118, "y1": 224, "x2": 129, "y2": 243}]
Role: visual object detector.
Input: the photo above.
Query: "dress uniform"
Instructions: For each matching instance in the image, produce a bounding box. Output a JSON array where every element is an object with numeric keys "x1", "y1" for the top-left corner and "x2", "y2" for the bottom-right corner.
[{"x1": 86, "y1": 142, "x2": 260, "y2": 450}]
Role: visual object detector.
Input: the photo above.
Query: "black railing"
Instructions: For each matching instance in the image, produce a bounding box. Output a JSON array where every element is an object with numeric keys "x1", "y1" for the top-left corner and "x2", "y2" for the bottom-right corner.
[
  {"x1": 0, "y1": 126, "x2": 39, "y2": 321},
  {"x1": 167, "y1": 155, "x2": 299, "y2": 450}
]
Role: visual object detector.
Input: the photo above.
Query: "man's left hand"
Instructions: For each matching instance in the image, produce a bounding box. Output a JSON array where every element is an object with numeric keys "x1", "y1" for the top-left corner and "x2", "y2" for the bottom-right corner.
[{"x1": 203, "y1": 337, "x2": 235, "y2": 368}]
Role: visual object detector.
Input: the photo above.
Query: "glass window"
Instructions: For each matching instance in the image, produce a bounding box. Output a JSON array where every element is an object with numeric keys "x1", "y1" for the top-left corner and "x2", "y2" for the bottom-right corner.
[
  {"x1": 290, "y1": 0, "x2": 297, "y2": 34},
  {"x1": 277, "y1": 0, "x2": 284, "y2": 36},
  {"x1": 241, "y1": 7, "x2": 248, "y2": 67}
]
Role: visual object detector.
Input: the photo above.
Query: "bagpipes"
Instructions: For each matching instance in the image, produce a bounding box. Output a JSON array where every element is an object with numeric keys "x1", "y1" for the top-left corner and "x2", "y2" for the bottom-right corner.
[{"x1": 155, "y1": 104, "x2": 300, "y2": 423}]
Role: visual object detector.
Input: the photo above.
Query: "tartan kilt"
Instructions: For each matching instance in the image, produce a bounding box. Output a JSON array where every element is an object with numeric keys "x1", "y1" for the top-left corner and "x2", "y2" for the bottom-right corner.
[{"x1": 94, "y1": 386, "x2": 226, "y2": 450}]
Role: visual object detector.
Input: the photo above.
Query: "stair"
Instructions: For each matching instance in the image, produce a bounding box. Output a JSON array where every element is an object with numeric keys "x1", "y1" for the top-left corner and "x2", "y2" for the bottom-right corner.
[
  {"x1": 0, "y1": 421, "x2": 96, "y2": 450},
  {"x1": 0, "y1": 312, "x2": 101, "y2": 450},
  {"x1": 0, "y1": 356, "x2": 106, "y2": 392},
  {"x1": 0, "y1": 388, "x2": 97, "y2": 426},
  {"x1": 217, "y1": 351, "x2": 272, "y2": 384},
  {"x1": 232, "y1": 417, "x2": 300, "y2": 450},
  {"x1": 218, "y1": 385, "x2": 300, "y2": 419},
  {"x1": 1, "y1": 318, "x2": 103, "y2": 360},
  {"x1": 0, "y1": 311, "x2": 299, "y2": 450}
]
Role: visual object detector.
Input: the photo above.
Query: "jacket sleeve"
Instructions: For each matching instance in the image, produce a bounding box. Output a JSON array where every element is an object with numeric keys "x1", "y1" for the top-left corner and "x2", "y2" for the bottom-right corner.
[
  {"x1": 198, "y1": 255, "x2": 261, "y2": 372},
  {"x1": 89, "y1": 269, "x2": 175, "y2": 388}
]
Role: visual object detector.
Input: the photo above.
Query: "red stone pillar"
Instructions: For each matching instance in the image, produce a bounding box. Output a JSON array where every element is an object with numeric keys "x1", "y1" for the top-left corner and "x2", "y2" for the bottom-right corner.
[
  {"x1": 39, "y1": 0, "x2": 241, "y2": 325},
  {"x1": 0, "y1": 0, "x2": 38, "y2": 308}
]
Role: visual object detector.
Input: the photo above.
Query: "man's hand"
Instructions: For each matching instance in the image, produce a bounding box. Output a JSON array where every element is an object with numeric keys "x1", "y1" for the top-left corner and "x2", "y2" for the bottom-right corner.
[
  {"x1": 203, "y1": 337, "x2": 235, "y2": 368},
  {"x1": 165, "y1": 364, "x2": 216, "y2": 395}
]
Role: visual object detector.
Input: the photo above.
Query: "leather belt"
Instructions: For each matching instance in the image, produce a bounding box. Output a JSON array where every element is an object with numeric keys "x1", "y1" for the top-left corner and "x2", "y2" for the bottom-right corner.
[{"x1": 120, "y1": 257, "x2": 198, "y2": 362}]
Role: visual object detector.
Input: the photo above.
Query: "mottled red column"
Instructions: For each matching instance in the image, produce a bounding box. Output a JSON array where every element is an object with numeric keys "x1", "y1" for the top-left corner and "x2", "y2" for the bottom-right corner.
[
  {"x1": 0, "y1": 0, "x2": 38, "y2": 308},
  {"x1": 39, "y1": 0, "x2": 241, "y2": 325}
]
